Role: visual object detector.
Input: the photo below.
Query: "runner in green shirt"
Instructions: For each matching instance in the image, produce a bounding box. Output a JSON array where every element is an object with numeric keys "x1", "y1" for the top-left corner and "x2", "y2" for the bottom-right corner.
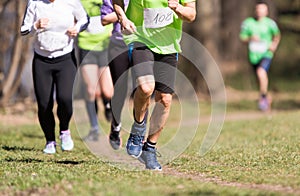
[
  {"x1": 240, "y1": 0, "x2": 280, "y2": 111},
  {"x1": 78, "y1": 0, "x2": 114, "y2": 141},
  {"x1": 113, "y1": 0, "x2": 196, "y2": 171}
]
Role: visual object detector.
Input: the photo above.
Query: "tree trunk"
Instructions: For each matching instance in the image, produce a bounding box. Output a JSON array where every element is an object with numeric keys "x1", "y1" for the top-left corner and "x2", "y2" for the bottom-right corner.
[
  {"x1": 0, "y1": 0, "x2": 31, "y2": 106},
  {"x1": 181, "y1": 0, "x2": 221, "y2": 94}
]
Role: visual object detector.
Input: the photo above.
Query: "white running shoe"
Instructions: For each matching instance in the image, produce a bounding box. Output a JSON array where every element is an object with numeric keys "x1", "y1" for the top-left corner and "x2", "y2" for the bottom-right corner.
[
  {"x1": 60, "y1": 130, "x2": 74, "y2": 151},
  {"x1": 43, "y1": 141, "x2": 56, "y2": 154}
]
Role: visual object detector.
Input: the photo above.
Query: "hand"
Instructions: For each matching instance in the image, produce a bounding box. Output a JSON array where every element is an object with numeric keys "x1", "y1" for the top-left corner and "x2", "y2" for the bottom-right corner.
[
  {"x1": 36, "y1": 18, "x2": 49, "y2": 29},
  {"x1": 269, "y1": 42, "x2": 277, "y2": 52},
  {"x1": 168, "y1": 0, "x2": 179, "y2": 11},
  {"x1": 67, "y1": 26, "x2": 78, "y2": 37},
  {"x1": 120, "y1": 18, "x2": 136, "y2": 35},
  {"x1": 251, "y1": 35, "x2": 260, "y2": 41}
]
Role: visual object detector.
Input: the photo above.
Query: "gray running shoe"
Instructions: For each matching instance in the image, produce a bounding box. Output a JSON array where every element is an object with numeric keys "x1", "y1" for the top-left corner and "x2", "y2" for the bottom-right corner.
[
  {"x1": 138, "y1": 147, "x2": 162, "y2": 171},
  {"x1": 83, "y1": 128, "x2": 99, "y2": 142},
  {"x1": 126, "y1": 122, "x2": 146, "y2": 158}
]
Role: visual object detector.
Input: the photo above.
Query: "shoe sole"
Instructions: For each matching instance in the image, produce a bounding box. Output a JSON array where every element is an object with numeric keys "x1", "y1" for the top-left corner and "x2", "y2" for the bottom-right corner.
[
  {"x1": 126, "y1": 148, "x2": 142, "y2": 158},
  {"x1": 61, "y1": 147, "x2": 74, "y2": 151},
  {"x1": 138, "y1": 154, "x2": 162, "y2": 171},
  {"x1": 109, "y1": 134, "x2": 122, "y2": 150},
  {"x1": 61, "y1": 144, "x2": 74, "y2": 151},
  {"x1": 146, "y1": 167, "x2": 162, "y2": 171},
  {"x1": 109, "y1": 139, "x2": 122, "y2": 150},
  {"x1": 43, "y1": 151, "x2": 56, "y2": 154}
]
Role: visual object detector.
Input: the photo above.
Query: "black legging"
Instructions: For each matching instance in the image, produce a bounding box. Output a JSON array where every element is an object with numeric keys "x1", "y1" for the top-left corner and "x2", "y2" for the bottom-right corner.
[
  {"x1": 108, "y1": 40, "x2": 131, "y2": 125},
  {"x1": 32, "y1": 51, "x2": 77, "y2": 142}
]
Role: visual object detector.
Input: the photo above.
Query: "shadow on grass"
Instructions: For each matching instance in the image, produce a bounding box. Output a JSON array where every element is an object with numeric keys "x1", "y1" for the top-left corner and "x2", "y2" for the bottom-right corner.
[
  {"x1": 22, "y1": 133, "x2": 44, "y2": 139},
  {"x1": 2, "y1": 145, "x2": 37, "y2": 152},
  {"x1": 3, "y1": 158, "x2": 85, "y2": 165},
  {"x1": 272, "y1": 99, "x2": 300, "y2": 111},
  {"x1": 2, "y1": 152, "x2": 85, "y2": 165},
  {"x1": 5, "y1": 157, "x2": 43, "y2": 163},
  {"x1": 54, "y1": 160, "x2": 85, "y2": 165},
  {"x1": 4, "y1": 158, "x2": 84, "y2": 165}
]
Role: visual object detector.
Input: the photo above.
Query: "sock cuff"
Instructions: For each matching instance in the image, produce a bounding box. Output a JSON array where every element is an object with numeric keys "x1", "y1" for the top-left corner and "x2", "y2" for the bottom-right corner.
[
  {"x1": 112, "y1": 123, "x2": 121, "y2": 132},
  {"x1": 261, "y1": 94, "x2": 267, "y2": 98},
  {"x1": 146, "y1": 140, "x2": 156, "y2": 148},
  {"x1": 46, "y1": 141, "x2": 56, "y2": 145},
  {"x1": 60, "y1": 130, "x2": 70, "y2": 134},
  {"x1": 133, "y1": 109, "x2": 148, "y2": 125}
]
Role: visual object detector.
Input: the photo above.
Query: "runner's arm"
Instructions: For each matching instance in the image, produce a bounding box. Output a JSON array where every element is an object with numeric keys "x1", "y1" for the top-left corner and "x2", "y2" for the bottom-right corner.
[
  {"x1": 112, "y1": 0, "x2": 126, "y2": 23},
  {"x1": 269, "y1": 33, "x2": 281, "y2": 53},
  {"x1": 20, "y1": 0, "x2": 37, "y2": 36},
  {"x1": 101, "y1": 0, "x2": 118, "y2": 26},
  {"x1": 72, "y1": 0, "x2": 90, "y2": 33},
  {"x1": 168, "y1": 0, "x2": 196, "y2": 22},
  {"x1": 102, "y1": 12, "x2": 118, "y2": 26},
  {"x1": 112, "y1": 0, "x2": 136, "y2": 34}
]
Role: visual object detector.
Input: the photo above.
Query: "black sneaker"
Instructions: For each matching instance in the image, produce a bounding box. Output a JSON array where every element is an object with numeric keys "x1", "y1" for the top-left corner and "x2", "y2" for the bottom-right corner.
[{"x1": 109, "y1": 123, "x2": 121, "y2": 150}]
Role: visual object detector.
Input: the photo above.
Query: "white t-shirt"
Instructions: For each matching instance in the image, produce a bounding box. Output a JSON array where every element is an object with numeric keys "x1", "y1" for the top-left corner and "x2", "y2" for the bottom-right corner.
[{"x1": 21, "y1": 0, "x2": 89, "y2": 58}]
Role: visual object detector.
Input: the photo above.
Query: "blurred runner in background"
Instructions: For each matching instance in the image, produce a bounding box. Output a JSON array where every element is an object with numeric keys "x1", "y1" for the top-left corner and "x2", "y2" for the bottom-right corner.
[
  {"x1": 240, "y1": 0, "x2": 281, "y2": 111},
  {"x1": 78, "y1": 0, "x2": 114, "y2": 141}
]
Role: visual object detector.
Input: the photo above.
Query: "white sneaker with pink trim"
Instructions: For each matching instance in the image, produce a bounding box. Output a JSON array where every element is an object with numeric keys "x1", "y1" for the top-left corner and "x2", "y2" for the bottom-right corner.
[
  {"x1": 43, "y1": 141, "x2": 56, "y2": 154},
  {"x1": 60, "y1": 130, "x2": 74, "y2": 151}
]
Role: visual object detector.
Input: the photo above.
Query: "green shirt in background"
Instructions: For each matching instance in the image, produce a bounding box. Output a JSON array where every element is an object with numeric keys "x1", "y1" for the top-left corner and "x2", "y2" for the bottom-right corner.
[
  {"x1": 240, "y1": 17, "x2": 280, "y2": 65},
  {"x1": 78, "y1": 0, "x2": 112, "y2": 51},
  {"x1": 124, "y1": 0, "x2": 195, "y2": 54}
]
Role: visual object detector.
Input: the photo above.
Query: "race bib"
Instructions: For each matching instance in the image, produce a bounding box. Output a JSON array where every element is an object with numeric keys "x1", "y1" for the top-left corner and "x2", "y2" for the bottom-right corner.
[
  {"x1": 86, "y1": 16, "x2": 105, "y2": 34},
  {"x1": 37, "y1": 31, "x2": 70, "y2": 51},
  {"x1": 249, "y1": 41, "x2": 268, "y2": 53},
  {"x1": 144, "y1": 8, "x2": 174, "y2": 28}
]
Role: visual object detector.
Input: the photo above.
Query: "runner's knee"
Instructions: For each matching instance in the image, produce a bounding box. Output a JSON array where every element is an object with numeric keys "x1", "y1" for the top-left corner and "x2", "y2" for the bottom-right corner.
[
  {"x1": 136, "y1": 75, "x2": 155, "y2": 97},
  {"x1": 159, "y1": 93, "x2": 172, "y2": 108}
]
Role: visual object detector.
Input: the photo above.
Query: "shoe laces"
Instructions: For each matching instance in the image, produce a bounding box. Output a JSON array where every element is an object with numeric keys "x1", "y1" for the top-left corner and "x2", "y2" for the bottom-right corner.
[
  {"x1": 45, "y1": 141, "x2": 56, "y2": 149},
  {"x1": 60, "y1": 132, "x2": 71, "y2": 143},
  {"x1": 130, "y1": 134, "x2": 144, "y2": 145},
  {"x1": 147, "y1": 147, "x2": 161, "y2": 156},
  {"x1": 145, "y1": 148, "x2": 162, "y2": 163}
]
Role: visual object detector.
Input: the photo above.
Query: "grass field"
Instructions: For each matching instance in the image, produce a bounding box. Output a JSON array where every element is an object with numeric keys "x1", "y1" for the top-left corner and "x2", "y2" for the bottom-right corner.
[{"x1": 0, "y1": 92, "x2": 300, "y2": 195}]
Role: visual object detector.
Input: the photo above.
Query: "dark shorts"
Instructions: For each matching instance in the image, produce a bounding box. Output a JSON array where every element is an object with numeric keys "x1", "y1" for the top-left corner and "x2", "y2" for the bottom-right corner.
[
  {"x1": 253, "y1": 58, "x2": 272, "y2": 72},
  {"x1": 130, "y1": 42, "x2": 178, "y2": 94},
  {"x1": 79, "y1": 48, "x2": 109, "y2": 67},
  {"x1": 108, "y1": 40, "x2": 131, "y2": 85}
]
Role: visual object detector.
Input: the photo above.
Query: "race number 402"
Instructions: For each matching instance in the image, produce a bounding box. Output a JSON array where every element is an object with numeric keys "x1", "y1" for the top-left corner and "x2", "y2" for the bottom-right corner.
[{"x1": 144, "y1": 8, "x2": 174, "y2": 28}]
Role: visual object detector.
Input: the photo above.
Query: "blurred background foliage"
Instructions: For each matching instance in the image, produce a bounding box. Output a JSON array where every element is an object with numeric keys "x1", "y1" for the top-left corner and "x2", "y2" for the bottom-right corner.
[{"x1": 0, "y1": 0, "x2": 299, "y2": 106}]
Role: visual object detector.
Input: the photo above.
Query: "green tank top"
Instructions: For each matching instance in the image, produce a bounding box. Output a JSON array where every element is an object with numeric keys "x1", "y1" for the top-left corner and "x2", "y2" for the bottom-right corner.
[
  {"x1": 124, "y1": 0, "x2": 195, "y2": 54},
  {"x1": 78, "y1": 0, "x2": 112, "y2": 51}
]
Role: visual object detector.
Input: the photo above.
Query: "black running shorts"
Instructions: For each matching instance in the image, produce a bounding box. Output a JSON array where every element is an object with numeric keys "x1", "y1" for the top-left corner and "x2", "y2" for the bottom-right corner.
[{"x1": 131, "y1": 42, "x2": 178, "y2": 94}]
